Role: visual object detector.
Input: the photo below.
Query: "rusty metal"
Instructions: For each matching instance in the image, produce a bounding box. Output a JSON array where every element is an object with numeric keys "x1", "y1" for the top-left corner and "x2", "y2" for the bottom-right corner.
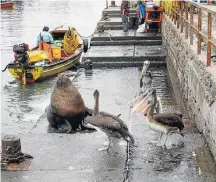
[
  {"x1": 180, "y1": 1, "x2": 184, "y2": 33},
  {"x1": 207, "y1": 13, "x2": 212, "y2": 67},
  {"x1": 162, "y1": 0, "x2": 216, "y2": 66},
  {"x1": 171, "y1": 1, "x2": 174, "y2": 21},
  {"x1": 174, "y1": 2, "x2": 177, "y2": 25},
  {"x1": 190, "y1": 5, "x2": 194, "y2": 45},
  {"x1": 185, "y1": 2, "x2": 189, "y2": 39},
  {"x1": 177, "y1": 2, "x2": 180, "y2": 29},
  {"x1": 1, "y1": 135, "x2": 33, "y2": 165},
  {"x1": 1, "y1": 160, "x2": 32, "y2": 171},
  {"x1": 197, "y1": 8, "x2": 202, "y2": 55}
]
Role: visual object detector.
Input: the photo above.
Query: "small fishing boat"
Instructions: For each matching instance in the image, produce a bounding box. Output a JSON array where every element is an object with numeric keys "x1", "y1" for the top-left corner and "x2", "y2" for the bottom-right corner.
[
  {"x1": 0, "y1": 0, "x2": 14, "y2": 8},
  {"x1": 4, "y1": 26, "x2": 88, "y2": 84}
]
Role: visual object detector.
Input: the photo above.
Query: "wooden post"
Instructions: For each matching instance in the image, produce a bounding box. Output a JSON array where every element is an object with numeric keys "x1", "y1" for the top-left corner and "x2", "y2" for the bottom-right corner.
[
  {"x1": 1, "y1": 135, "x2": 25, "y2": 163},
  {"x1": 207, "y1": 13, "x2": 212, "y2": 66},
  {"x1": 106, "y1": 0, "x2": 108, "y2": 9},
  {"x1": 197, "y1": 8, "x2": 202, "y2": 55},
  {"x1": 190, "y1": 4, "x2": 194, "y2": 45},
  {"x1": 185, "y1": 2, "x2": 189, "y2": 39}
]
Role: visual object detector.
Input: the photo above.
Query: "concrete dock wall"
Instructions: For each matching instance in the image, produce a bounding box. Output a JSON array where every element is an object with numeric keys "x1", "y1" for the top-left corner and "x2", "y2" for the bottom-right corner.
[{"x1": 162, "y1": 15, "x2": 216, "y2": 161}]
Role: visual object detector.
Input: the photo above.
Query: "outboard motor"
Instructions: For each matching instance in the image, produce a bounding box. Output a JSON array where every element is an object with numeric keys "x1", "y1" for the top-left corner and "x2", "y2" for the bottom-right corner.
[{"x1": 13, "y1": 43, "x2": 29, "y2": 67}]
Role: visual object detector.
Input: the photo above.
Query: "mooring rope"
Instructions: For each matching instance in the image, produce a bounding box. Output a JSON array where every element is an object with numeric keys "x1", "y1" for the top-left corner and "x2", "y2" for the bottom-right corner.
[{"x1": 1, "y1": 64, "x2": 8, "y2": 72}]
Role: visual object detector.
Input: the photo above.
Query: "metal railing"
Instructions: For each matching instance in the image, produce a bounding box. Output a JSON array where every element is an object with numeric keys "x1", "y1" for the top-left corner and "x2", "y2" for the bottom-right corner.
[{"x1": 162, "y1": 0, "x2": 216, "y2": 66}]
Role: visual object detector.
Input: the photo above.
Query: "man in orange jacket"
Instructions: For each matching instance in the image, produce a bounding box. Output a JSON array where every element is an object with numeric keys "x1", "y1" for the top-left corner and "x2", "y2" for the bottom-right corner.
[{"x1": 36, "y1": 26, "x2": 54, "y2": 62}]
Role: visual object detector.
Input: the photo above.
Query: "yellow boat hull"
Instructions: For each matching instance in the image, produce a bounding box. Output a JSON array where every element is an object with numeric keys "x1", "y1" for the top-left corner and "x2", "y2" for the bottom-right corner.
[{"x1": 8, "y1": 52, "x2": 81, "y2": 84}]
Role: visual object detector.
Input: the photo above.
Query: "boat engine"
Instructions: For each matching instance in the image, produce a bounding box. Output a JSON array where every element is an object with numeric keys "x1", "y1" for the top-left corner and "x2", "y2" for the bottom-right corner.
[{"x1": 13, "y1": 43, "x2": 29, "y2": 67}]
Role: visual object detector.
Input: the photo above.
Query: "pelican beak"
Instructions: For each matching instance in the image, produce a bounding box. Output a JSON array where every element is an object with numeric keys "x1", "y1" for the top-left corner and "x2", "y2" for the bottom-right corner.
[
  {"x1": 132, "y1": 91, "x2": 152, "y2": 112},
  {"x1": 141, "y1": 104, "x2": 151, "y2": 116}
]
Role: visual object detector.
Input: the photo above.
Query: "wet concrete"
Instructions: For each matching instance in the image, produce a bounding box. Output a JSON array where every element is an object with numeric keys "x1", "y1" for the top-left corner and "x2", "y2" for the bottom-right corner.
[
  {"x1": 91, "y1": 30, "x2": 162, "y2": 40},
  {"x1": 82, "y1": 45, "x2": 166, "y2": 66},
  {"x1": 129, "y1": 112, "x2": 216, "y2": 182},
  {"x1": 2, "y1": 67, "x2": 216, "y2": 182}
]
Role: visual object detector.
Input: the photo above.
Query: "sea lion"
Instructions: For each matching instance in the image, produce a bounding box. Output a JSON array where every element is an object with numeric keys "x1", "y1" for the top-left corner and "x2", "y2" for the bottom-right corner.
[{"x1": 47, "y1": 74, "x2": 94, "y2": 133}]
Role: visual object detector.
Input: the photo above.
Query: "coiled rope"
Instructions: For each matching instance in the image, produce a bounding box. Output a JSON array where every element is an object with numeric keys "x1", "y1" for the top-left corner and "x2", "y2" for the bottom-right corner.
[{"x1": 63, "y1": 27, "x2": 79, "y2": 55}]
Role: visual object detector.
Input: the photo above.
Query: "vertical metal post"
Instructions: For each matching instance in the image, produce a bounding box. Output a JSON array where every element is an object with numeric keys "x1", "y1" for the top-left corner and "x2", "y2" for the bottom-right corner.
[
  {"x1": 207, "y1": 13, "x2": 212, "y2": 66},
  {"x1": 177, "y1": 1, "x2": 180, "y2": 29},
  {"x1": 180, "y1": 1, "x2": 184, "y2": 33},
  {"x1": 171, "y1": 1, "x2": 174, "y2": 21},
  {"x1": 197, "y1": 8, "x2": 202, "y2": 55},
  {"x1": 169, "y1": 1, "x2": 172, "y2": 18},
  {"x1": 190, "y1": 4, "x2": 194, "y2": 45},
  {"x1": 185, "y1": 2, "x2": 189, "y2": 39},
  {"x1": 174, "y1": 1, "x2": 177, "y2": 25}
]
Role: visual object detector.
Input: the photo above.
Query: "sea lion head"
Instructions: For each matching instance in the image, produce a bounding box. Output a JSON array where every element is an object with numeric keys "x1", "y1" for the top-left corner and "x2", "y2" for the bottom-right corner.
[{"x1": 56, "y1": 74, "x2": 72, "y2": 89}]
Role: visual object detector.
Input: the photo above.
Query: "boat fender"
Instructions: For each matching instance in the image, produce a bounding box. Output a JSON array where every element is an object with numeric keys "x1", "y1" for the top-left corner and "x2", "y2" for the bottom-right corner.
[{"x1": 83, "y1": 39, "x2": 89, "y2": 53}]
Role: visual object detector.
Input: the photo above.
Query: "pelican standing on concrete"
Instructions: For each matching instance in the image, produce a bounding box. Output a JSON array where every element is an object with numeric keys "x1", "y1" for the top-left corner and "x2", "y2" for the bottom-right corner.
[
  {"x1": 139, "y1": 60, "x2": 152, "y2": 95},
  {"x1": 134, "y1": 89, "x2": 184, "y2": 146},
  {"x1": 129, "y1": 60, "x2": 162, "y2": 113},
  {"x1": 86, "y1": 90, "x2": 134, "y2": 151}
]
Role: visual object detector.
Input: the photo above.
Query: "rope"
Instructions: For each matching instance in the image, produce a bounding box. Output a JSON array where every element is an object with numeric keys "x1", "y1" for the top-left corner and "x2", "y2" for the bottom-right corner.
[
  {"x1": 1, "y1": 64, "x2": 8, "y2": 72},
  {"x1": 77, "y1": 31, "x2": 95, "y2": 39}
]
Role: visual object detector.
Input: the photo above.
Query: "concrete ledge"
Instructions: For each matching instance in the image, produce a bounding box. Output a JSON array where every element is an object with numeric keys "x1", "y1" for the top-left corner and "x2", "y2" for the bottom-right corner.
[
  {"x1": 162, "y1": 14, "x2": 216, "y2": 161},
  {"x1": 91, "y1": 61, "x2": 166, "y2": 68},
  {"x1": 82, "y1": 45, "x2": 166, "y2": 63},
  {"x1": 82, "y1": 56, "x2": 166, "y2": 63},
  {"x1": 104, "y1": 25, "x2": 138, "y2": 30},
  {"x1": 90, "y1": 40, "x2": 162, "y2": 46},
  {"x1": 91, "y1": 35, "x2": 162, "y2": 41}
]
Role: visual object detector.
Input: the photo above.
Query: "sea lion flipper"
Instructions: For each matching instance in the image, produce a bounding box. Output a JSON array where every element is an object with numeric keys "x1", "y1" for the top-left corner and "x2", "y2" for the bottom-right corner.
[{"x1": 58, "y1": 120, "x2": 72, "y2": 134}]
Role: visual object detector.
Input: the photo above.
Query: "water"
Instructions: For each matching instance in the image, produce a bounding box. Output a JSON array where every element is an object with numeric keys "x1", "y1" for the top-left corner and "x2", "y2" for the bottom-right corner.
[{"x1": 1, "y1": 0, "x2": 105, "y2": 134}]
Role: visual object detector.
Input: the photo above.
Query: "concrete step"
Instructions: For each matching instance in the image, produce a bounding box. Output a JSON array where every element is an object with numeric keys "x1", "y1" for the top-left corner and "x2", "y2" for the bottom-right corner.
[
  {"x1": 91, "y1": 33, "x2": 162, "y2": 41},
  {"x1": 99, "y1": 17, "x2": 122, "y2": 26},
  {"x1": 99, "y1": 17, "x2": 138, "y2": 26},
  {"x1": 107, "y1": 13, "x2": 137, "y2": 18},
  {"x1": 104, "y1": 24, "x2": 128, "y2": 30},
  {"x1": 103, "y1": 8, "x2": 137, "y2": 14},
  {"x1": 90, "y1": 61, "x2": 166, "y2": 68},
  {"x1": 90, "y1": 40, "x2": 162, "y2": 46},
  {"x1": 82, "y1": 45, "x2": 166, "y2": 63}
]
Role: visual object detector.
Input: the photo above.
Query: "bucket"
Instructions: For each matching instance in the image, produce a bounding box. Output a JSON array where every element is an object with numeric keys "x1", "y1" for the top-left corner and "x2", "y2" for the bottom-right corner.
[{"x1": 52, "y1": 47, "x2": 61, "y2": 59}]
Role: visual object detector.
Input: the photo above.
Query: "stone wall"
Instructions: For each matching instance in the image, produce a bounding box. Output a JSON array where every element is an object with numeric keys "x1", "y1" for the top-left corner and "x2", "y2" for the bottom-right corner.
[{"x1": 162, "y1": 15, "x2": 216, "y2": 161}]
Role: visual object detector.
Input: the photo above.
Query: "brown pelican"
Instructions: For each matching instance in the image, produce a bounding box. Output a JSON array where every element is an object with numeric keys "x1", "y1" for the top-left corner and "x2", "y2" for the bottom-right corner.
[
  {"x1": 134, "y1": 89, "x2": 184, "y2": 146},
  {"x1": 140, "y1": 60, "x2": 152, "y2": 95},
  {"x1": 138, "y1": 60, "x2": 163, "y2": 113},
  {"x1": 86, "y1": 90, "x2": 134, "y2": 151}
]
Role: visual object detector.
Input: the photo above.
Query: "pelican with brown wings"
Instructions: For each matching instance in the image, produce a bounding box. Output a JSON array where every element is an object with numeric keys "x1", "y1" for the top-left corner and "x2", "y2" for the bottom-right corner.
[
  {"x1": 85, "y1": 90, "x2": 134, "y2": 151},
  {"x1": 133, "y1": 89, "x2": 184, "y2": 146}
]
